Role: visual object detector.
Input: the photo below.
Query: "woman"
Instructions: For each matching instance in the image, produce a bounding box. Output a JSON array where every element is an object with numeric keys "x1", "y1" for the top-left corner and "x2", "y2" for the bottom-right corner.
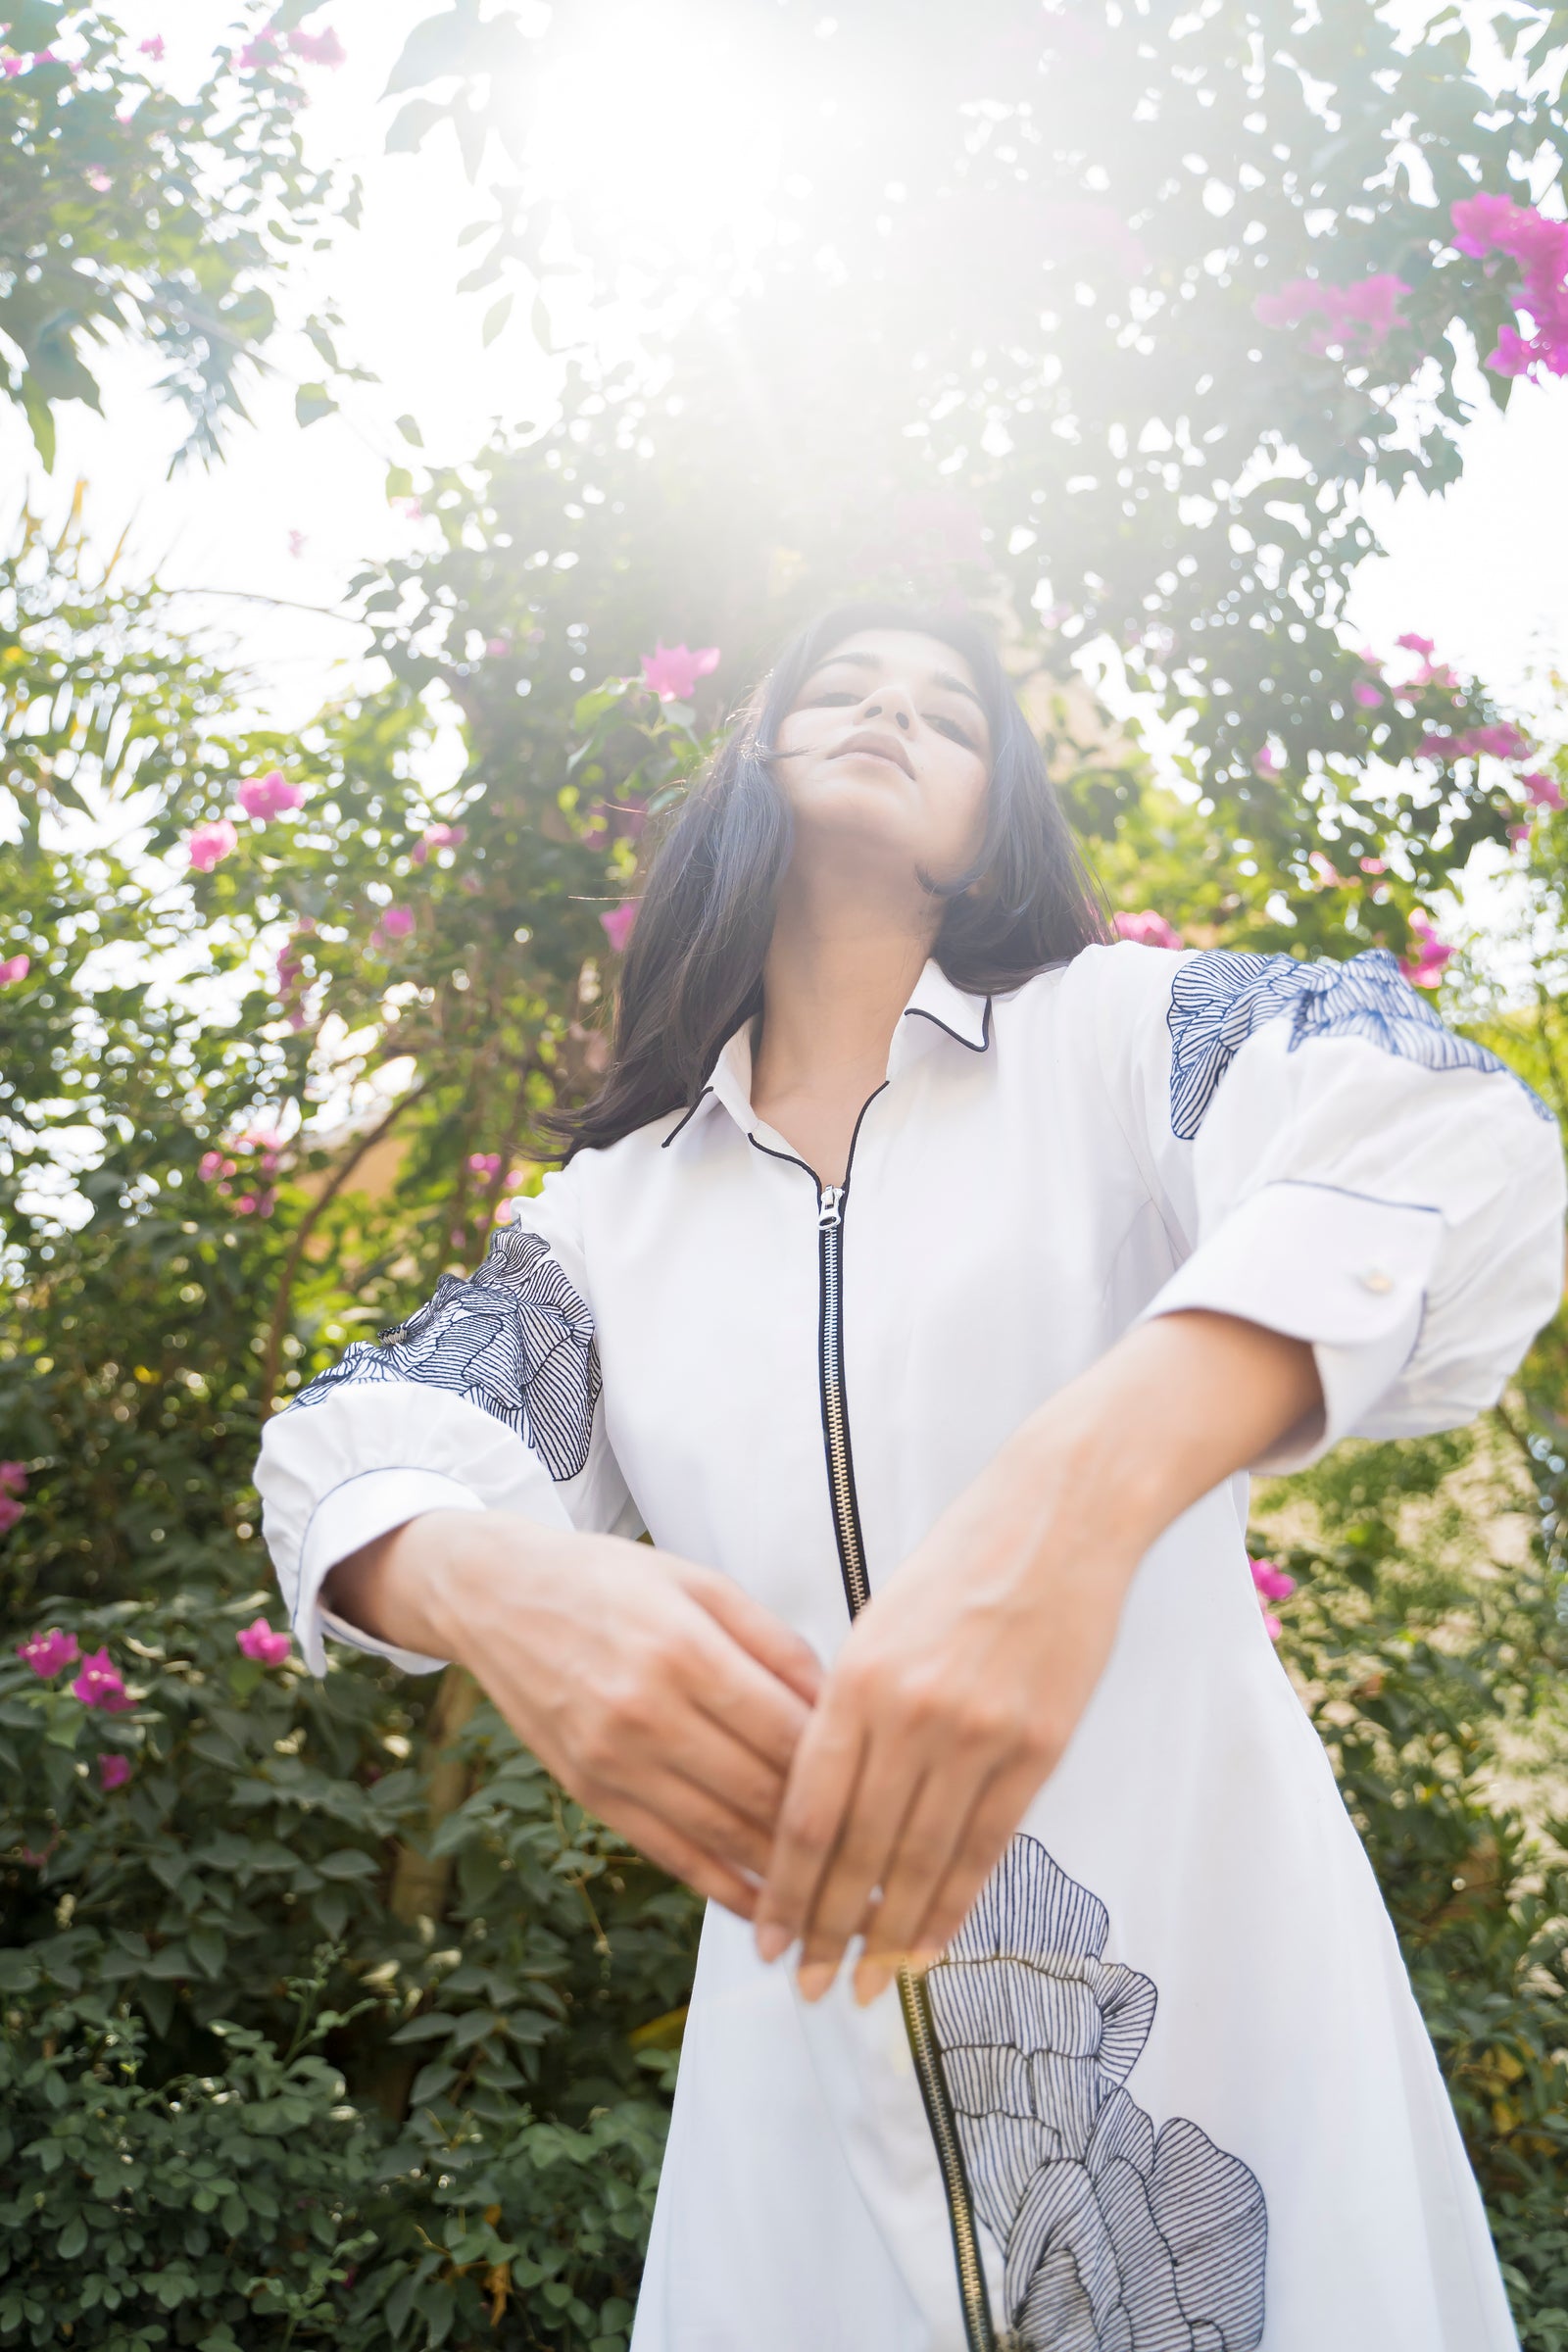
[{"x1": 259, "y1": 602, "x2": 1564, "y2": 2352}]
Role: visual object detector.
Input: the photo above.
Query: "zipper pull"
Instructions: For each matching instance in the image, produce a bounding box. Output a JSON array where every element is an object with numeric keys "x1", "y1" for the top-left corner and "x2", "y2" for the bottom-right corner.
[{"x1": 817, "y1": 1185, "x2": 844, "y2": 1230}]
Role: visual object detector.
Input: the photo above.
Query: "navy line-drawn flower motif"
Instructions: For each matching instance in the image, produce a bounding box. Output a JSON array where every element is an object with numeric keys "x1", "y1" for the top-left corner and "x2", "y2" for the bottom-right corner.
[
  {"x1": 291, "y1": 1225, "x2": 599, "y2": 1481},
  {"x1": 1165, "y1": 945, "x2": 1544, "y2": 1142},
  {"x1": 927, "y1": 1836, "x2": 1266, "y2": 2351}
]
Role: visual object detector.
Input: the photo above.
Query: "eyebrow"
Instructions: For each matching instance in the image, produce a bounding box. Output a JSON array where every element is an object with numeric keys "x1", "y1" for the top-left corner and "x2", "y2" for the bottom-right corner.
[{"x1": 808, "y1": 649, "x2": 987, "y2": 712}]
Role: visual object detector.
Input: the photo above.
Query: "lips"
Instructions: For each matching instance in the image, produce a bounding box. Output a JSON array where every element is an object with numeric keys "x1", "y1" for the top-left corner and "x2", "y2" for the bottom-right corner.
[{"x1": 832, "y1": 728, "x2": 914, "y2": 778}]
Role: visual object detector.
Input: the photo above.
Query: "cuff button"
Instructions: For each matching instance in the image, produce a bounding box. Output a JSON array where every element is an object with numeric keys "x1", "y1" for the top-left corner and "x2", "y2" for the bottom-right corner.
[{"x1": 1357, "y1": 1267, "x2": 1394, "y2": 1294}]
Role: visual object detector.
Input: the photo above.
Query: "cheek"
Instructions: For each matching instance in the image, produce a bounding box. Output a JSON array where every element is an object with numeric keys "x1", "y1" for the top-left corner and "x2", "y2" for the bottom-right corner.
[{"x1": 933, "y1": 752, "x2": 992, "y2": 856}]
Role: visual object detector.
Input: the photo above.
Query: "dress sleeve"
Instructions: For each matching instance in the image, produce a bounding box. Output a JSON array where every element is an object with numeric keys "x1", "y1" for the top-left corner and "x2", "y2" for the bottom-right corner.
[
  {"x1": 1087, "y1": 941, "x2": 1566, "y2": 1472},
  {"x1": 254, "y1": 1161, "x2": 635, "y2": 1674}
]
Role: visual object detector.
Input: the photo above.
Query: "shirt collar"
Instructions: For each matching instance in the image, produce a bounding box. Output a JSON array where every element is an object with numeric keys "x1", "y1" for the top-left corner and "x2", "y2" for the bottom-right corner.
[{"x1": 662, "y1": 959, "x2": 992, "y2": 1149}]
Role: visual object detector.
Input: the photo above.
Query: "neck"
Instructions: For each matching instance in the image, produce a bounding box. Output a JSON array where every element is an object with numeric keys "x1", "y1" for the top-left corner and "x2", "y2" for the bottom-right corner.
[{"x1": 754, "y1": 857, "x2": 937, "y2": 1106}]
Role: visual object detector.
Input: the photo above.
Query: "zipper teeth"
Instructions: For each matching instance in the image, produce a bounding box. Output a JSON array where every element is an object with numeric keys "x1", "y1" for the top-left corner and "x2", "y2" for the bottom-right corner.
[{"x1": 816, "y1": 1193, "x2": 996, "y2": 2352}]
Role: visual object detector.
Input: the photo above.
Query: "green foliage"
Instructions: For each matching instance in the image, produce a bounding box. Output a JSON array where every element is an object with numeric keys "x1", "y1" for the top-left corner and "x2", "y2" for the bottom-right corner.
[
  {"x1": 0, "y1": 3, "x2": 359, "y2": 465},
  {"x1": 1255, "y1": 1426, "x2": 1568, "y2": 2345},
  {"x1": 0, "y1": 1584, "x2": 693, "y2": 2347}
]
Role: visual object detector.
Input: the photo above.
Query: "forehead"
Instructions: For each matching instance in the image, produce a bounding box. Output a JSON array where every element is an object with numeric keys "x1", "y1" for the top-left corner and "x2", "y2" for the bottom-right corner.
[{"x1": 803, "y1": 628, "x2": 983, "y2": 701}]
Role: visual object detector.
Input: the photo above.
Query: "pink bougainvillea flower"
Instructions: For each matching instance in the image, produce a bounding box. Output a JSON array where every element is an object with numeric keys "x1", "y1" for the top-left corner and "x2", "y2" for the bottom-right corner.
[
  {"x1": 484, "y1": 635, "x2": 511, "y2": 656},
  {"x1": 72, "y1": 1648, "x2": 133, "y2": 1712},
  {"x1": 1455, "y1": 722, "x2": 1531, "y2": 760},
  {"x1": 376, "y1": 905, "x2": 416, "y2": 942},
  {"x1": 186, "y1": 819, "x2": 238, "y2": 872},
  {"x1": 98, "y1": 1753, "x2": 131, "y2": 1792},
  {"x1": 1396, "y1": 632, "x2": 1436, "y2": 661},
  {"x1": 600, "y1": 902, "x2": 639, "y2": 955},
  {"x1": 411, "y1": 822, "x2": 466, "y2": 865},
  {"x1": 1251, "y1": 745, "x2": 1280, "y2": 781},
  {"x1": 198, "y1": 1150, "x2": 226, "y2": 1180},
  {"x1": 139, "y1": 34, "x2": 166, "y2": 59},
  {"x1": 1450, "y1": 196, "x2": 1568, "y2": 381},
  {"x1": 1250, "y1": 1557, "x2": 1297, "y2": 1602},
  {"x1": 1352, "y1": 681, "x2": 1384, "y2": 710},
  {"x1": 0, "y1": 954, "x2": 29, "y2": 986},
  {"x1": 1255, "y1": 272, "x2": 1410, "y2": 358},
  {"x1": 1400, "y1": 912, "x2": 1453, "y2": 990},
  {"x1": 1112, "y1": 909, "x2": 1184, "y2": 950},
  {"x1": 85, "y1": 165, "x2": 112, "y2": 193},
  {"x1": 1523, "y1": 770, "x2": 1565, "y2": 810},
  {"x1": 1509, "y1": 823, "x2": 1533, "y2": 849},
  {"x1": 237, "y1": 768, "x2": 304, "y2": 821},
  {"x1": 236, "y1": 1617, "x2": 292, "y2": 1666},
  {"x1": 1450, "y1": 191, "x2": 1522, "y2": 259},
  {"x1": 0, "y1": 1495, "x2": 24, "y2": 1534},
  {"x1": 1358, "y1": 856, "x2": 1388, "y2": 875},
  {"x1": 0, "y1": 1463, "x2": 26, "y2": 1498},
  {"x1": 2, "y1": 58, "x2": 24, "y2": 76},
  {"x1": 287, "y1": 24, "x2": 346, "y2": 66},
  {"x1": 1308, "y1": 851, "x2": 1347, "y2": 889},
  {"x1": 640, "y1": 642, "x2": 720, "y2": 703},
  {"x1": 466, "y1": 1152, "x2": 503, "y2": 1180},
  {"x1": 17, "y1": 1627, "x2": 76, "y2": 1677},
  {"x1": 236, "y1": 36, "x2": 275, "y2": 68}
]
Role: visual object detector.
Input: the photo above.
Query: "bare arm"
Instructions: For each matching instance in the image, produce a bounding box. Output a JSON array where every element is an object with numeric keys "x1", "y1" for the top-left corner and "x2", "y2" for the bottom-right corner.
[
  {"x1": 752, "y1": 1309, "x2": 1321, "y2": 2002},
  {"x1": 328, "y1": 1512, "x2": 824, "y2": 1918}
]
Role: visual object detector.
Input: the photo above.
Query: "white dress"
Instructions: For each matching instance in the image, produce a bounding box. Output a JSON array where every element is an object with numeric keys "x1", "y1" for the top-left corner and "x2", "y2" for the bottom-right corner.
[{"x1": 257, "y1": 942, "x2": 1565, "y2": 2352}]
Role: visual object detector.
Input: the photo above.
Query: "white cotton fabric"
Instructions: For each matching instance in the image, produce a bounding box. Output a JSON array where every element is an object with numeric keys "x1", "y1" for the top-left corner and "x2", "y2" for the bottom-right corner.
[{"x1": 256, "y1": 943, "x2": 1566, "y2": 2352}]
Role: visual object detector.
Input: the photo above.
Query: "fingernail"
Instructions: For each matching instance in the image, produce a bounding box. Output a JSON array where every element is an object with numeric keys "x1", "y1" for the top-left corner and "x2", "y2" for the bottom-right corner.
[
  {"x1": 854, "y1": 1960, "x2": 894, "y2": 2007},
  {"x1": 797, "y1": 1958, "x2": 838, "y2": 2002},
  {"x1": 755, "y1": 1921, "x2": 790, "y2": 1964}
]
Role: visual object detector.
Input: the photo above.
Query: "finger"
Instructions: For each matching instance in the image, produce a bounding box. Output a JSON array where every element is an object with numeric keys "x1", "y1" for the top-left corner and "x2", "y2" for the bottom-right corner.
[
  {"x1": 672, "y1": 1599, "x2": 820, "y2": 1776},
  {"x1": 602, "y1": 1760, "x2": 779, "y2": 1881},
  {"x1": 752, "y1": 1692, "x2": 867, "y2": 1973},
  {"x1": 850, "y1": 1758, "x2": 992, "y2": 2006},
  {"x1": 901, "y1": 1759, "x2": 1047, "y2": 1981},
  {"x1": 636, "y1": 1700, "x2": 790, "y2": 1835},
  {"x1": 608, "y1": 1795, "x2": 761, "y2": 1919},
  {"x1": 793, "y1": 1740, "x2": 923, "y2": 1991},
  {"x1": 680, "y1": 1564, "x2": 826, "y2": 1710}
]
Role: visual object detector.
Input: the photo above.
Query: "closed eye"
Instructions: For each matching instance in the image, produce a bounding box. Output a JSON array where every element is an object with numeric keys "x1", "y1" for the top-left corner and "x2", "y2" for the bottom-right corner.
[{"x1": 929, "y1": 711, "x2": 977, "y2": 748}]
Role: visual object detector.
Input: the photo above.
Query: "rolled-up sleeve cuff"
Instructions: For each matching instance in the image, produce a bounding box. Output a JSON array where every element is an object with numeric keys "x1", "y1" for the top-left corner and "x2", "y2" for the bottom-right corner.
[
  {"x1": 296, "y1": 1468, "x2": 485, "y2": 1676},
  {"x1": 1142, "y1": 1179, "x2": 1443, "y2": 1471}
]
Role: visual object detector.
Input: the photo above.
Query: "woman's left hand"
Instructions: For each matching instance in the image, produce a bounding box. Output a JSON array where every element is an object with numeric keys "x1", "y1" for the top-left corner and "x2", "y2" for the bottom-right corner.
[
  {"x1": 752, "y1": 1309, "x2": 1321, "y2": 2006},
  {"x1": 753, "y1": 1396, "x2": 1141, "y2": 2007}
]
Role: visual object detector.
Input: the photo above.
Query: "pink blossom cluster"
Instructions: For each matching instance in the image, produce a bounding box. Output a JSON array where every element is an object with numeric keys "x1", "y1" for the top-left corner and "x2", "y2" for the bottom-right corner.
[
  {"x1": 14, "y1": 1622, "x2": 137, "y2": 1789},
  {"x1": 466, "y1": 1152, "x2": 503, "y2": 1182},
  {"x1": 1394, "y1": 634, "x2": 1458, "y2": 692},
  {"x1": 0, "y1": 953, "x2": 27, "y2": 986},
  {"x1": 237, "y1": 24, "x2": 345, "y2": 71},
  {"x1": 1254, "y1": 272, "x2": 1410, "y2": 358},
  {"x1": 0, "y1": 1459, "x2": 26, "y2": 1537},
  {"x1": 1250, "y1": 1557, "x2": 1297, "y2": 1642},
  {"x1": 1400, "y1": 911, "x2": 1452, "y2": 990},
  {"x1": 1451, "y1": 194, "x2": 1568, "y2": 380},
  {"x1": 1418, "y1": 721, "x2": 1531, "y2": 762},
  {"x1": 187, "y1": 819, "x2": 238, "y2": 873},
  {"x1": 641, "y1": 643, "x2": 719, "y2": 703},
  {"x1": 198, "y1": 1126, "x2": 283, "y2": 1217},
  {"x1": 236, "y1": 1617, "x2": 292, "y2": 1666},
  {"x1": 1112, "y1": 909, "x2": 1184, "y2": 950},
  {"x1": 237, "y1": 767, "x2": 305, "y2": 820},
  {"x1": 412, "y1": 822, "x2": 466, "y2": 865},
  {"x1": 600, "y1": 902, "x2": 639, "y2": 955},
  {"x1": 373, "y1": 905, "x2": 416, "y2": 949}
]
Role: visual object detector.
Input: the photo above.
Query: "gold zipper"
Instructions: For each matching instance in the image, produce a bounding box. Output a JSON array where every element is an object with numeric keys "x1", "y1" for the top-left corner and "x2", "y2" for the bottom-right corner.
[{"x1": 815, "y1": 1182, "x2": 998, "y2": 2352}]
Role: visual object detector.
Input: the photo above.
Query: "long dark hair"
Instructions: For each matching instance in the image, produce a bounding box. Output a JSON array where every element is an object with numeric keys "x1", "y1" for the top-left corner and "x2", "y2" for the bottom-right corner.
[{"x1": 561, "y1": 600, "x2": 1106, "y2": 1155}]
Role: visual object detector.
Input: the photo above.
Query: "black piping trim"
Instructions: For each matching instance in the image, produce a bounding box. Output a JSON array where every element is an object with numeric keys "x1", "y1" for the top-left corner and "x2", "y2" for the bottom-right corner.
[
  {"x1": 903, "y1": 994, "x2": 993, "y2": 1054},
  {"x1": 746, "y1": 1131, "x2": 818, "y2": 1182},
  {"x1": 661, "y1": 1089, "x2": 712, "y2": 1147}
]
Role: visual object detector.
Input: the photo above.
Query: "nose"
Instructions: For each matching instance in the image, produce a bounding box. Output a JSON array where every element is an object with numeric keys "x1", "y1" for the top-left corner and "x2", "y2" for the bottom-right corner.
[{"x1": 858, "y1": 680, "x2": 915, "y2": 732}]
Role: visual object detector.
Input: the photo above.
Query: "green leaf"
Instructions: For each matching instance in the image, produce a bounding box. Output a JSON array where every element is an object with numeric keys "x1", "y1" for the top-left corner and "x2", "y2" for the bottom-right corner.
[
  {"x1": 385, "y1": 98, "x2": 446, "y2": 156},
  {"x1": 394, "y1": 414, "x2": 424, "y2": 448},
  {"x1": 482, "y1": 294, "x2": 514, "y2": 347},
  {"x1": 294, "y1": 383, "x2": 336, "y2": 429}
]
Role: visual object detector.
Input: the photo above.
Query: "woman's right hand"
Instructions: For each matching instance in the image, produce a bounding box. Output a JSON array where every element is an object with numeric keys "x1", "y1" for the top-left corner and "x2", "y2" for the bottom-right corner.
[{"x1": 326, "y1": 1510, "x2": 823, "y2": 1918}]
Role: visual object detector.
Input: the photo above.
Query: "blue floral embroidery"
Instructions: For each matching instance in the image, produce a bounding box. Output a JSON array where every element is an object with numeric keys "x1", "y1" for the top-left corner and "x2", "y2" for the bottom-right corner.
[
  {"x1": 1166, "y1": 947, "x2": 1540, "y2": 1142},
  {"x1": 290, "y1": 1226, "x2": 599, "y2": 1481},
  {"x1": 927, "y1": 1835, "x2": 1266, "y2": 2350}
]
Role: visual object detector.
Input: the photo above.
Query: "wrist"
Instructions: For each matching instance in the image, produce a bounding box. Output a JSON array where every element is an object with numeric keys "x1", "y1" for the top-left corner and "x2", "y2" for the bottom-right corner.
[{"x1": 416, "y1": 1508, "x2": 575, "y2": 1664}]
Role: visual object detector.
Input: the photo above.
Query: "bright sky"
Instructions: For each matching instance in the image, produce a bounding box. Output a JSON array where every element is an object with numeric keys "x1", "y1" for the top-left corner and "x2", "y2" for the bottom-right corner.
[{"x1": 5, "y1": 4, "x2": 1566, "y2": 763}]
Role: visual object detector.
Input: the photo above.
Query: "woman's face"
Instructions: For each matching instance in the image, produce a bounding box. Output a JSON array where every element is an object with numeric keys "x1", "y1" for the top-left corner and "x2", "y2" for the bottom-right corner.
[{"x1": 772, "y1": 628, "x2": 993, "y2": 891}]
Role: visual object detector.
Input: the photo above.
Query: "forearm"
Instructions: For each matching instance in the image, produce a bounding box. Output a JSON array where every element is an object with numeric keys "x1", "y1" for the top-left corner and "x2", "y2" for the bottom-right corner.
[
  {"x1": 324, "y1": 1508, "x2": 569, "y2": 1665},
  {"x1": 1005, "y1": 1308, "x2": 1321, "y2": 1565}
]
